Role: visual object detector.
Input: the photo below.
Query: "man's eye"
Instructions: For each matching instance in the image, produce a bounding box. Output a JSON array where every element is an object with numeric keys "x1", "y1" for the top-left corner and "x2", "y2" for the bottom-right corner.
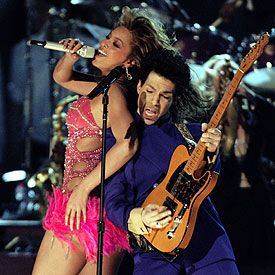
[{"x1": 146, "y1": 90, "x2": 153, "y2": 93}]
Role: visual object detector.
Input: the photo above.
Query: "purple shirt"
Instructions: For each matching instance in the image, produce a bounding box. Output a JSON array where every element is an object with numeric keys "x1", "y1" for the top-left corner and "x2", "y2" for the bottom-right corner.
[{"x1": 105, "y1": 119, "x2": 235, "y2": 270}]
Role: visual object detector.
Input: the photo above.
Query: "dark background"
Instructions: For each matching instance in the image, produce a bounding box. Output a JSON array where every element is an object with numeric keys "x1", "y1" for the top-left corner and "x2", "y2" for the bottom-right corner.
[{"x1": 0, "y1": 1, "x2": 274, "y2": 274}]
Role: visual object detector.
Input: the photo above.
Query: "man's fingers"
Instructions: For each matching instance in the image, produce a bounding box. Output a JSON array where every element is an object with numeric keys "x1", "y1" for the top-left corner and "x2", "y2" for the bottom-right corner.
[
  {"x1": 202, "y1": 134, "x2": 220, "y2": 147},
  {"x1": 201, "y1": 131, "x2": 221, "y2": 141},
  {"x1": 207, "y1": 128, "x2": 222, "y2": 136},
  {"x1": 146, "y1": 204, "x2": 161, "y2": 211},
  {"x1": 154, "y1": 215, "x2": 172, "y2": 229},
  {"x1": 155, "y1": 221, "x2": 162, "y2": 228},
  {"x1": 205, "y1": 142, "x2": 218, "y2": 152},
  {"x1": 153, "y1": 210, "x2": 172, "y2": 221},
  {"x1": 144, "y1": 205, "x2": 167, "y2": 219},
  {"x1": 145, "y1": 210, "x2": 172, "y2": 225},
  {"x1": 201, "y1": 123, "x2": 208, "y2": 132},
  {"x1": 160, "y1": 215, "x2": 172, "y2": 225}
]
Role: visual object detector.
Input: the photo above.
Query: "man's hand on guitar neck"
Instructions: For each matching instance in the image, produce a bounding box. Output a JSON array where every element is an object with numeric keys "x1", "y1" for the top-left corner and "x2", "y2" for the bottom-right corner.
[
  {"x1": 193, "y1": 123, "x2": 221, "y2": 177},
  {"x1": 201, "y1": 123, "x2": 222, "y2": 154}
]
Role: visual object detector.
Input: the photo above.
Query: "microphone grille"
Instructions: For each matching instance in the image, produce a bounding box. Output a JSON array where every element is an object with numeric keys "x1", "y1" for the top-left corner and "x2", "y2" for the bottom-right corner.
[{"x1": 85, "y1": 46, "x2": 96, "y2": 58}]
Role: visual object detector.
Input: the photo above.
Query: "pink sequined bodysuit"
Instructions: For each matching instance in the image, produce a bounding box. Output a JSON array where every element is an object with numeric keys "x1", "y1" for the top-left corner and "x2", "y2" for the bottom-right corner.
[
  {"x1": 43, "y1": 96, "x2": 130, "y2": 262},
  {"x1": 63, "y1": 96, "x2": 102, "y2": 190}
]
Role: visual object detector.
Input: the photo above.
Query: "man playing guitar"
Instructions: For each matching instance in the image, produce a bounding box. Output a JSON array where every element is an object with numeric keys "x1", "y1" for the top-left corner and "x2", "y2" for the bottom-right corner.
[{"x1": 105, "y1": 49, "x2": 239, "y2": 274}]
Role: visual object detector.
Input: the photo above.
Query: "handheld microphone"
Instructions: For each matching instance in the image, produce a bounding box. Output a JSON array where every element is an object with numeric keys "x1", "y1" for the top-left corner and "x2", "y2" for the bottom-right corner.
[
  {"x1": 27, "y1": 40, "x2": 96, "y2": 58},
  {"x1": 88, "y1": 66, "x2": 125, "y2": 99}
]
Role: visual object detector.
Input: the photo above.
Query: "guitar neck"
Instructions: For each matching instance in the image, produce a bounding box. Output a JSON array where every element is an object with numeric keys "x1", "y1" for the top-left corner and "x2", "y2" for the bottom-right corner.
[
  {"x1": 184, "y1": 69, "x2": 244, "y2": 175},
  {"x1": 208, "y1": 70, "x2": 244, "y2": 128}
]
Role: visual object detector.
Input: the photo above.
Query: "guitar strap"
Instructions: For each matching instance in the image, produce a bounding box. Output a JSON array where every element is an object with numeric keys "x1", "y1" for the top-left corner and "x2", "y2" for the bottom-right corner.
[
  {"x1": 174, "y1": 123, "x2": 197, "y2": 149},
  {"x1": 175, "y1": 123, "x2": 219, "y2": 167}
]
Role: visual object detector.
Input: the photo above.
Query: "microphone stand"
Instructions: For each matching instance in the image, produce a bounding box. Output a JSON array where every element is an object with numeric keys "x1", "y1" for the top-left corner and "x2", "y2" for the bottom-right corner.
[
  {"x1": 96, "y1": 85, "x2": 109, "y2": 275},
  {"x1": 87, "y1": 66, "x2": 124, "y2": 275}
]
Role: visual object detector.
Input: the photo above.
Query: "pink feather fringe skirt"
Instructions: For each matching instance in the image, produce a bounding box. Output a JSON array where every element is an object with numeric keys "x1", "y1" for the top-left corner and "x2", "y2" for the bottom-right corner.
[{"x1": 43, "y1": 187, "x2": 130, "y2": 262}]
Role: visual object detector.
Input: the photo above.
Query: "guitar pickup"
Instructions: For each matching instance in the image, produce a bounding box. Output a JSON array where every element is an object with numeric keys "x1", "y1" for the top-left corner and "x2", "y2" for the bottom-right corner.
[{"x1": 163, "y1": 197, "x2": 178, "y2": 214}]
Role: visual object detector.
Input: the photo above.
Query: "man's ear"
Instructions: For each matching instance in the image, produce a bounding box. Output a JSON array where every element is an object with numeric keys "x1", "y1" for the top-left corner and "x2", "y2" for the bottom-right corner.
[{"x1": 137, "y1": 80, "x2": 142, "y2": 95}]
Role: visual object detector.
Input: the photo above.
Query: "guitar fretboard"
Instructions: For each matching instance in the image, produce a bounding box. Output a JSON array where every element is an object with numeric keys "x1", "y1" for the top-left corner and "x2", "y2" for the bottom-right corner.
[{"x1": 184, "y1": 70, "x2": 244, "y2": 175}]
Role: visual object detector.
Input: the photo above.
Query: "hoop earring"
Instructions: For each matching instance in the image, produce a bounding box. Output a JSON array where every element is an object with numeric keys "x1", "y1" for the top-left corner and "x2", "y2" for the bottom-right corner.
[{"x1": 125, "y1": 67, "x2": 133, "y2": 81}]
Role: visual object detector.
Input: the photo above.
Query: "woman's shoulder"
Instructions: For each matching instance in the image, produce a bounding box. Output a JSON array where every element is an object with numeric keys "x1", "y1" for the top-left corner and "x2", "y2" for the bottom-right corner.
[
  {"x1": 110, "y1": 82, "x2": 127, "y2": 96},
  {"x1": 108, "y1": 82, "x2": 129, "y2": 108}
]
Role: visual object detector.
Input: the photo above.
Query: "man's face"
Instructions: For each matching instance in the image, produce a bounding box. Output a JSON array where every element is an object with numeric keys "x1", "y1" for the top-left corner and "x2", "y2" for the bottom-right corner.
[{"x1": 137, "y1": 71, "x2": 175, "y2": 125}]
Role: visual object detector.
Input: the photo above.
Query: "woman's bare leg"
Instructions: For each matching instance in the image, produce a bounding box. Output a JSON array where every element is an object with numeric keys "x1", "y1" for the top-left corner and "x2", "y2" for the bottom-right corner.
[
  {"x1": 79, "y1": 251, "x2": 125, "y2": 275},
  {"x1": 32, "y1": 230, "x2": 87, "y2": 275}
]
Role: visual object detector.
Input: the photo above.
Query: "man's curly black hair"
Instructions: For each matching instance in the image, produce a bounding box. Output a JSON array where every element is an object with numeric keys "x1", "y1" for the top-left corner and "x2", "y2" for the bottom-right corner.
[{"x1": 138, "y1": 49, "x2": 209, "y2": 123}]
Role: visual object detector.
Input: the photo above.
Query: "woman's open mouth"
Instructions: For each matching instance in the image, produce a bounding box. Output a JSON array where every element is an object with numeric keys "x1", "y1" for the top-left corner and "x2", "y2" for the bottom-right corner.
[{"x1": 97, "y1": 49, "x2": 107, "y2": 57}]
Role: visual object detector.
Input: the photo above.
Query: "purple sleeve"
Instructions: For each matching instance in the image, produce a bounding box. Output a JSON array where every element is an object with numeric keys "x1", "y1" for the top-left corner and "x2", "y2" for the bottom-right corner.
[{"x1": 105, "y1": 168, "x2": 135, "y2": 231}]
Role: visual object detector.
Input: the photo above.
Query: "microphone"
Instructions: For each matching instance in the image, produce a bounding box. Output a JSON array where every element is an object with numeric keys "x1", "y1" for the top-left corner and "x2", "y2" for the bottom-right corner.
[
  {"x1": 27, "y1": 40, "x2": 96, "y2": 58},
  {"x1": 88, "y1": 66, "x2": 125, "y2": 99}
]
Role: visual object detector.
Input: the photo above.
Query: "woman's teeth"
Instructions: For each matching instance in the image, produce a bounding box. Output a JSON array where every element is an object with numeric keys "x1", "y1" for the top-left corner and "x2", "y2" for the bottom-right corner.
[{"x1": 98, "y1": 49, "x2": 107, "y2": 56}]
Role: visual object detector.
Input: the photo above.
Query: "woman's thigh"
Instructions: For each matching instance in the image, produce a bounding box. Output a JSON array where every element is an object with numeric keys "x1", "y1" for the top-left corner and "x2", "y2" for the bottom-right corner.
[
  {"x1": 32, "y1": 230, "x2": 87, "y2": 275},
  {"x1": 79, "y1": 251, "x2": 125, "y2": 275}
]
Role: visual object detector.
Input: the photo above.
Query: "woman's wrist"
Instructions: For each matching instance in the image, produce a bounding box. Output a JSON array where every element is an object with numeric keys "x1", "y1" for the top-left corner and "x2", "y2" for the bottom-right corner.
[
  {"x1": 80, "y1": 178, "x2": 97, "y2": 194},
  {"x1": 62, "y1": 54, "x2": 78, "y2": 65}
]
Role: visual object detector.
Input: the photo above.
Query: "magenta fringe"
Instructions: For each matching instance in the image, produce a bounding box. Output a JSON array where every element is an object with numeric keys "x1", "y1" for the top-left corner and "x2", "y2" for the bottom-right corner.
[{"x1": 43, "y1": 187, "x2": 131, "y2": 262}]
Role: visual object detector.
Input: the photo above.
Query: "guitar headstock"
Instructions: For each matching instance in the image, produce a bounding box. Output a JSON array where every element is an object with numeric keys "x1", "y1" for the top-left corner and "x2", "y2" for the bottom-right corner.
[{"x1": 239, "y1": 33, "x2": 270, "y2": 73}]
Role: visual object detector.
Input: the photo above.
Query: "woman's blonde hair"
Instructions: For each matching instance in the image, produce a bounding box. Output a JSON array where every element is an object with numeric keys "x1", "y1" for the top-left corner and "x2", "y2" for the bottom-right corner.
[{"x1": 116, "y1": 6, "x2": 176, "y2": 67}]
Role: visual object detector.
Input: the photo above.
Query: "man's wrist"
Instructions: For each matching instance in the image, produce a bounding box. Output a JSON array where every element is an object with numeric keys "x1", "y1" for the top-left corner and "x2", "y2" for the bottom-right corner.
[
  {"x1": 128, "y1": 208, "x2": 150, "y2": 235},
  {"x1": 205, "y1": 148, "x2": 219, "y2": 165}
]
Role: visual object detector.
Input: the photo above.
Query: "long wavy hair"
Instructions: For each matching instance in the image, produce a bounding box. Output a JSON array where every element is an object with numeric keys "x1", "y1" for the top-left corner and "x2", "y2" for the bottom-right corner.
[
  {"x1": 116, "y1": 6, "x2": 176, "y2": 67},
  {"x1": 115, "y1": 6, "x2": 177, "y2": 114}
]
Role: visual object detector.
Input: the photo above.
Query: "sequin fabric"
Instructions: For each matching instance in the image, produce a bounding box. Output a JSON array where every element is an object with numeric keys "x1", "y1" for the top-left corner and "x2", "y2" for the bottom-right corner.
[{"x1": 63, "y1": 96, "x2": 102, "y2": 191}]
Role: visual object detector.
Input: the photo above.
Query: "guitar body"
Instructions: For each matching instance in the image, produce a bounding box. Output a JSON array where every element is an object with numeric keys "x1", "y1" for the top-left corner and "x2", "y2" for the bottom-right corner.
[{"x1": 142, "y1": 145, "x2": 218, "y2": 253}]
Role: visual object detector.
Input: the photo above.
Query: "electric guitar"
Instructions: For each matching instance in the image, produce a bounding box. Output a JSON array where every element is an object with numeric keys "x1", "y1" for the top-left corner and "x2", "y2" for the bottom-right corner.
[{"x1": 141, "y1": 33, "x2": 270, "y2": 254}]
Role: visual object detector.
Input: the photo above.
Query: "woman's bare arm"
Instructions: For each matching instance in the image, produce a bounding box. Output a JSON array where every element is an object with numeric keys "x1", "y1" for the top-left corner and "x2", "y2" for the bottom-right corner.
[
  {"x1": 53, "y1": 53, "x2": 98, "y2": 95},
  {"x1": 81, "y1": 85, "x2": 138, "y2": 192}
]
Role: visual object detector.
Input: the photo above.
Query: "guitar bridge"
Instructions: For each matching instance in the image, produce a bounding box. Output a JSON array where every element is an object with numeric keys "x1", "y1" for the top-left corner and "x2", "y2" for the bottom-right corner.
[{"x1": 167, "y1": 203, "x2": 188, "y2": 239}]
